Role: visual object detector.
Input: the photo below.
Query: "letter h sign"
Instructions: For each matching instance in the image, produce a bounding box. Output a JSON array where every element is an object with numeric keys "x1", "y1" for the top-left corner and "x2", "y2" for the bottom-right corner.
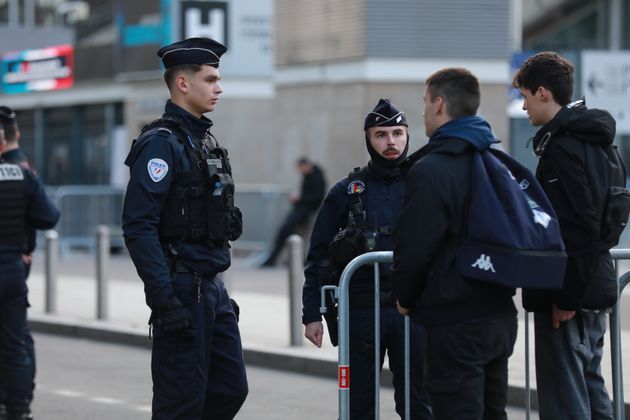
[{"x1": 181, "y1": 1, "x2": 228, "y2": 47}]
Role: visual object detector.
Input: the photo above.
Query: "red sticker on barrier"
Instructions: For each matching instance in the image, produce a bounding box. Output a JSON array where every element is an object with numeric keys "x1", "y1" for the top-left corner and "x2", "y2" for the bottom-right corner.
[{"x1": 339, "y1": 365, "x2": 350, "y2": 389}]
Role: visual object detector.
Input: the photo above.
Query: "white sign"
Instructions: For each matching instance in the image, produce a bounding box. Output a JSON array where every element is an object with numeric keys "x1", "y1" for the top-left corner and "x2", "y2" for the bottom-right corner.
[
  {"x1": 581, "y1": 51, "x2": 630, "y2": 134},
  {"x1": 179, "y1": 0, "x2": 272, "y2": 78}
]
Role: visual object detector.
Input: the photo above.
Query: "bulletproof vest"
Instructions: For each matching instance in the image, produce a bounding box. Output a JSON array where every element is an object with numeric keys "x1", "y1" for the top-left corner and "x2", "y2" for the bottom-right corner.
[
  {"x1": 0, "y1": 162, "x2": 29, "y2": 248},
  {"x1": 138, "y1": 117, "x2": 242, "y2": 244}
]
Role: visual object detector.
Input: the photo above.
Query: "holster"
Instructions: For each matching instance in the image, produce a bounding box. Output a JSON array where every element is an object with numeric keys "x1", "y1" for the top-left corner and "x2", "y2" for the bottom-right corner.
[{"x1": 323, "y1": 297, "x2": 339, "y2": 347}]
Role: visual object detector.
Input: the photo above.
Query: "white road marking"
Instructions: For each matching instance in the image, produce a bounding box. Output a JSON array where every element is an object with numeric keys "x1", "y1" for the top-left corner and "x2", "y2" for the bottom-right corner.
[{"x1": 89, "y1": 397, "x2": 125, "y2": 405}]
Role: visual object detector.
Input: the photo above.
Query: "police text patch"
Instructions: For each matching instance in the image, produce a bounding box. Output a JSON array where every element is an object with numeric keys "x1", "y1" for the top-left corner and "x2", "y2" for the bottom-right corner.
[
  {"x1": 147, "y1": 158, "x2": 169, "y2": 182},
  {"x1": 0, "y1": 163, "x2": 24, "y2": 181}
]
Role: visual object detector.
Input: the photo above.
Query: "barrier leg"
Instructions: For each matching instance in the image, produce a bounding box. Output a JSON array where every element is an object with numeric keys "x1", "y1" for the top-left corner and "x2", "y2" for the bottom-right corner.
[
  {"x1": 44, "y1": 230, "x2": 59, "y2": 314},
  {"x1": 404, "y1": 316, "x2": 410, "y2": 420},
  {"x1": 288, "y1": 235, "x2": 304, "y2": 346},
  {"x1": 374, "y1": 262, "x2": 381, "y2": 420},
  {"x1": 525, "y1": 311, "x2": 531, "y2": 420}
]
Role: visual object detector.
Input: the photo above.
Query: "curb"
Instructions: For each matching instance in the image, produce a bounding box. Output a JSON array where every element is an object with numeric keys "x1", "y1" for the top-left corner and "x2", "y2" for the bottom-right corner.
[{"x1": 29, "y1": 315, "x2": 629, "y2": 417}]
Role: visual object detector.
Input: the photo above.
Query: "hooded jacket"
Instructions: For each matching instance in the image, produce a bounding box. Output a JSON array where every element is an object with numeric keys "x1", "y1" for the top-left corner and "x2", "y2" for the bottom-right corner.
[
  {"x1": 391, "y1": 116, "x2": 516, "y2": 327},
  {"x1": 523, "y1": 103, "x2": 623, "y2": 311}
]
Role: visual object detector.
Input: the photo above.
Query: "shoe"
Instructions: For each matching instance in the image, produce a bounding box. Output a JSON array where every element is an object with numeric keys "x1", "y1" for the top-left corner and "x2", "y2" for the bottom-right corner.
[
  {"x1": 0, "y1": 404, "x2": 7, "y2": 420},
  {"x1": 7, "y1": 411, "x2": 32, "y2": 420}
]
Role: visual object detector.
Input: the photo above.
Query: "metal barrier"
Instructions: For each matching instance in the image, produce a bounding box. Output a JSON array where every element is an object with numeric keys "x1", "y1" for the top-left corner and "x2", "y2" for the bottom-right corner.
[
  {"x1": 322, "y1": 251, "x2": 411, "y2": 420},
  {"x1": 324, "y1": 250, "x2": 630, "y2": 419},
  {"x1": 44, "y1": 184, "x2": 290, "y2": 254}
]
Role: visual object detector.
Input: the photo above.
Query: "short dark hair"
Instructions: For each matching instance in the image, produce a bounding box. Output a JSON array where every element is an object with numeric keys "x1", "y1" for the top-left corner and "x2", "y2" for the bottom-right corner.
[
  {"x1": 425, "y1": 68, "x2": 480, "y2": 118},
  {"x1": 163, "y1": 63, "x2": 203, "y2": 90},
  {"x1": 512, "y1": 51, "x2": 574, "y2": 106},
  {"x1": 0, "y1": 106, "x2": 18, "y2": 143}
]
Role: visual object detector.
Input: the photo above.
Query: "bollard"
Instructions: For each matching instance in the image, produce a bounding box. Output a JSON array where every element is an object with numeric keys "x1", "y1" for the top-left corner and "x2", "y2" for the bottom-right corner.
[
  {"x1": 44, "y1": 230, "x2": 59, "y2": 314},
  {"x1": 288, "y1": 234, "x2": 304, "y2": 346},
  {"x1": 96, "y1": 225, "x2": 110, "y2": 320}
]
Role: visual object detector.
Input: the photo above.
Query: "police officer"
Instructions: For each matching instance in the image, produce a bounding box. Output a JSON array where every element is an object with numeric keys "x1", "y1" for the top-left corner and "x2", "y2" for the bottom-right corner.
[
  {"x1": 0, "y1": 123, "x2": 59, "y2": 420},
  {"x1": 0, "y1": 107, "x2": 37, "y2": 420},
  {"x1": 122, "y1": 37, "x2": 247, "y2": 419},
  {"x1": 302, "y1": 99, "x2": 432, "y2": 419}
]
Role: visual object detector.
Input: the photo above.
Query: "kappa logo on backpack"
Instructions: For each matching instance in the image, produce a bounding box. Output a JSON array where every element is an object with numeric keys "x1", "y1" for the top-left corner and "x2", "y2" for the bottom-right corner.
[{"x1": 457, "y1": 149, "x2": 567, "y2": 289}]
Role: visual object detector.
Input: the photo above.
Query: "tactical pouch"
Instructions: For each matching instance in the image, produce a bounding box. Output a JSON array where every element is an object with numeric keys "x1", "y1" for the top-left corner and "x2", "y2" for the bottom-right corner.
[
  {"x1": 329, "y1": 226, "x2": 364, "y2": 267},
  {"x1": 207, "y1": 173, "x2": 239, "y2": 243}
]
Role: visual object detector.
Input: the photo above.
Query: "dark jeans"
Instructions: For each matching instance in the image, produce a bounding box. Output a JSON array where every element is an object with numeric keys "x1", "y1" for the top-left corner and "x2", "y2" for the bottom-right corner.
[
  {"x1": 349, "y1": 307, "x2": 432, "y2": 420},
  {"x1": 534, "y1": 310, "x2": 613, "y2": 420},
  {"x1": 0, "y1": 259, "x2": 31, "y2": 415},
  {"x1": 264, "y1": 205, "x2": 313, "y2": 265},
  {"x1": 424, "y1": 315, "x2": 518, "y2": 420},
  {"x1": 151, "y1": 273, "x2": 248, "y2": 420}
]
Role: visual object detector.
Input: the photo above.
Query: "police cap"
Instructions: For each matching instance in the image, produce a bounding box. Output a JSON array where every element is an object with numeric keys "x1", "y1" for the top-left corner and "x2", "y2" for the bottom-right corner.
[
  {"x1": 364, "y1": 99, "x2": 407, "y2": 131},
  {"x1": 0, "y1": 106, "x2": 16, "y2": 123},
  {"x1": 157, "y1": 37, "x2": 227, "y2": 69}
]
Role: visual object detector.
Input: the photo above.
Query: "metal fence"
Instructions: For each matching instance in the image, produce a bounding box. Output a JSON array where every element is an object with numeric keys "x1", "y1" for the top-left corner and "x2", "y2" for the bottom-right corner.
[
  {"x1": 44, "y1": 184, "x2": 290, "y2": 254},
  {"x1": 325, "y1": 251, "x2": 630, "y2": 420}
]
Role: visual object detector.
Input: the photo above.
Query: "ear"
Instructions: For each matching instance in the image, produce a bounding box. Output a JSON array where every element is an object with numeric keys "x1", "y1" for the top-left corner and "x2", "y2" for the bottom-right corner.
[
  {"x1": 537, "y1": 86, "x2": 553, "y2": 103},
  {"x1": 174, "y1": 74, "x2": 190, "y2": 94},
  {"x1": 434, "y1": 96, "x2": 445, "y2": 114}
]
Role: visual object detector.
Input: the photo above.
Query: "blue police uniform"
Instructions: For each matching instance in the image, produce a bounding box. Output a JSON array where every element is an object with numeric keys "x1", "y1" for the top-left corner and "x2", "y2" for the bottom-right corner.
[
  {"x1": 0, "y1": 147, "x2": 38, "y2": 417},
  {"x1": 122, "y1": 37, "x2": 247, "y2": 420},
  {"x1": 302, "y1": 99, "x2": 432, "y2": 420},
  {"x1": 0, "y1": 158, "x2": 59, "y2": 419}
]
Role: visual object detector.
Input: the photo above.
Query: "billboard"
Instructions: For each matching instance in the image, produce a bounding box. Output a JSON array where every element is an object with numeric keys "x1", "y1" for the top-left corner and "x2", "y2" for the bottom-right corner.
[{"x1": 1, "y1": 44, "x2": 74, "y2": 94}]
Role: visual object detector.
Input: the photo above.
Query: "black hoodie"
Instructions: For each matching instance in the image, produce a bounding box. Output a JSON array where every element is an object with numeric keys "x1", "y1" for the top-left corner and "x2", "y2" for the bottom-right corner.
[{"x1": 523, "y1": 102, "x2": 625, "y2": 311}]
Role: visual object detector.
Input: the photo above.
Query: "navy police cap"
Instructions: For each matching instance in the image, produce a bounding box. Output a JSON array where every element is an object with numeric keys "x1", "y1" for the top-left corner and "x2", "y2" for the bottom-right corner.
[
  {"x1": 364, "y1": 98, "x2": 407, "y2": 131},
  {"x1": 157, "y1": 37, "x2": 227, "y2": 69}
]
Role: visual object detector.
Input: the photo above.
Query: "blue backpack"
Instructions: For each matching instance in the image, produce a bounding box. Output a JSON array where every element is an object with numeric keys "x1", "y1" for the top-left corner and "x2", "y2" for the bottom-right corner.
[{"x1": 456, "y1": 148, "x2": 567, "y2": 289}]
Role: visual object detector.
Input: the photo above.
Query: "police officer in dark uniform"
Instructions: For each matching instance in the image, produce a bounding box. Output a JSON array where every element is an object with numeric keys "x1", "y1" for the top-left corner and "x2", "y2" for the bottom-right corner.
[
  {"x1": 122, "y1": 37, "x2": 247, "y2": 419},
  {"x1": 0, "y1": 106, "x2": 37, "y2": 420},
  {"x1": 0, "y1": 124, "x2": 59, "y2": 420},
  {"x1": 302, "y1": 99, "x2": 432, "y2": 419}
]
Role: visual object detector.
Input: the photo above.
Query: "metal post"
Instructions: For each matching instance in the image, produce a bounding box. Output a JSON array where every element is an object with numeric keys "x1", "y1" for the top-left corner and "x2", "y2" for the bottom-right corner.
[
  {"x1": 44, "y1": 230, "x2": 59, "y2": 314},
  {"x1": 288, "y1": 234, "x2": 304, "y2": 346},
  {"x1": 96, "y1": 225, "x2": 110, "y2": 320},
  {"x1": 525, "y1": 311, "x2": 530, "y2": 420},
  {"x1": 610, "y1": 249, "x2": 630, "y2": 420},
  {"x1": 374, "y1": 263, "x2": 381, "y2": 420},
  {"x1": 404, "y1": 316, "x2": 410, "y2": 420}
]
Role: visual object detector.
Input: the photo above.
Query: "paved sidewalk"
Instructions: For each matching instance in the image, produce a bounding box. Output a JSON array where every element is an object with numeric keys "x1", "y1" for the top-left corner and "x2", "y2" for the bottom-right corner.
[{"x1": 26, "y1": 253, "x2": 630, "y2": 414}]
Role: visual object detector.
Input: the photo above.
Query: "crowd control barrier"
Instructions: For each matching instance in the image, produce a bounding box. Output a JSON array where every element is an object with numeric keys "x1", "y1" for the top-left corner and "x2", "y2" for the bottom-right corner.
[{"x1": 323, "y1": 250, "x2": 630, "y2": 420}]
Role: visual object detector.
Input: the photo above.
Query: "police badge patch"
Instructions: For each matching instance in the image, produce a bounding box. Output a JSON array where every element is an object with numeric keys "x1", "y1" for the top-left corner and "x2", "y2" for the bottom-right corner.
[
  {"x1": 148, "y1": 158, "x2": 169, "y2": 182},
  {"x1": 347, "y1": 180, "x2": 365, "y2": 194}
]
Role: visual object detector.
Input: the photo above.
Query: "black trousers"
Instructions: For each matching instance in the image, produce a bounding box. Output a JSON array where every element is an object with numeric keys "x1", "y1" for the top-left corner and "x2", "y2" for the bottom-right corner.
[
  {"x1": 423, "y1": 315, "x2": 517, "y2": 420},
  {"x1": 264, "y1": 205, "x2": 313, "y2": 265}
]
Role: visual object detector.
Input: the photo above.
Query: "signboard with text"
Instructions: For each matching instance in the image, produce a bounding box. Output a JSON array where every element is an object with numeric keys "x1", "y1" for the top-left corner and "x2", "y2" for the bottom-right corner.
[
  {"x1": 581, "y1": 50, "x2": 630, "y2": 134},
  {"x1": 1, "y1": 44, "x2": 74, "y2": 94}
]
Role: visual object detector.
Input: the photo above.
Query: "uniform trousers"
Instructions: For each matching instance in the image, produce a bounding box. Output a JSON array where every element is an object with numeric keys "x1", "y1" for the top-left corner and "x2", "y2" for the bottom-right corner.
[
  {"x1": 151, "y1": 272, "x2": 248, "y2": 420},
  {"x1": 0, "y1": 259, "x2": 31, "y2": 415}
]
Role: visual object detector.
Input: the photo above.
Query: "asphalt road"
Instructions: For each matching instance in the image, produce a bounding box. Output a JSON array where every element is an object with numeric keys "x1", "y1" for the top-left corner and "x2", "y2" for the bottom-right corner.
[{"x1": 30, "y1": 332, "x2": 537, "y2": 419}]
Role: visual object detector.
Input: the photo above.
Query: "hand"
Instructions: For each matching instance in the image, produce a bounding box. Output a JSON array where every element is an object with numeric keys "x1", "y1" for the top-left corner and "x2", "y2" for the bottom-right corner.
[
  {"x1": 289, "y1": 192, "x2": 299, "y2": 203},
  {"x1": 22, "y1": 254, "x2": 33, "y2": 265},
  {"x1": 396, "y1": 300, "x2": 410, "y2": 316},
  {"x1": 552, "y1": 304, "x2": 576, "y2": 329},
  {"x1": 153, "y1": 297, "x2": 193, "y2": 333},
  {"x1": 304, "y1": 321, "x2": 324, "y2": 348}
]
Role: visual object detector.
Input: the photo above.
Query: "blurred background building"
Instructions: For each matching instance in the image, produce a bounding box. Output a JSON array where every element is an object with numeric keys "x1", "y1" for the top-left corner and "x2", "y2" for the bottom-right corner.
[{"x1": 0, "y1": 0, "x2": 628, "y2": 251}]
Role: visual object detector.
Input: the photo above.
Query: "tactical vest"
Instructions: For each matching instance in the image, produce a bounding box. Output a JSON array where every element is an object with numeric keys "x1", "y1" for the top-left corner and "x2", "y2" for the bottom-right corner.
[
  {"x1": 329, "y1": 167, "x2": 395, "y2": 266},
  {"x1": 0, "y1": 162, "x2": 29, "y2": 248},
  {"x1": 137, "y1": 117, "x2": 242, "y2": 244}
]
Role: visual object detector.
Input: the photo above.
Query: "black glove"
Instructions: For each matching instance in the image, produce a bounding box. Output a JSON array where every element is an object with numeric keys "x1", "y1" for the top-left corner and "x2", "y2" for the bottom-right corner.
[
  {"x1": 230, "y1": 298, "x2": 240, "y2": 323},
  {"x1": 153, "y1": 297, "x2": 193, "y2": 333}
]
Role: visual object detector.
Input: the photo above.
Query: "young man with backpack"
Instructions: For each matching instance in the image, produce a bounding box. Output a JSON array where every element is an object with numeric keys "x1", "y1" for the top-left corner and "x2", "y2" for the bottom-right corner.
[
  {"x1": 391, "y1": 68, "x2": 518, "y2": 419},
  {"x1": 302, "y1": 99, "x2": 432, "y2": 419},
  {"x1": 514, "y1": 51, "x2": 627, "y2": 420}
]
